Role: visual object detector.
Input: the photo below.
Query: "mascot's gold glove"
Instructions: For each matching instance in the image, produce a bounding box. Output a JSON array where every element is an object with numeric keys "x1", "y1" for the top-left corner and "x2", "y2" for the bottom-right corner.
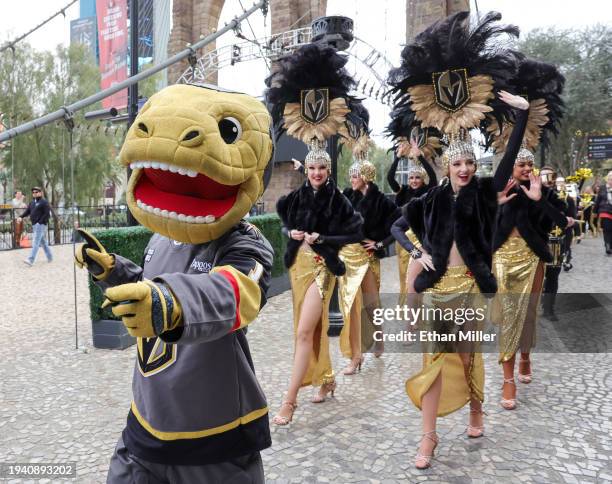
[
  {"x1": 102, "y1": 280, "x2": 183, "y2": 338},
  {"x1": 74, "y1": 229, "x2": 115, "y2": 281}
]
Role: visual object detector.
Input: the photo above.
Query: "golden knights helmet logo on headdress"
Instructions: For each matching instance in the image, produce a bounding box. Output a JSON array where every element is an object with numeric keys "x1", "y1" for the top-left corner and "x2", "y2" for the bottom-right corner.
[
  {"x1": 300, "y1": 88, "x2": 330, "y2": 124},
  {"x1": 433, "y1": 69, "x2": 471, "y2": 112},
  {"x1": 410, "y1": 125, "x2": 428, "y2": 149},
  {"x1": 387, "y1": 11, "x2": 521, "y2": 162}
]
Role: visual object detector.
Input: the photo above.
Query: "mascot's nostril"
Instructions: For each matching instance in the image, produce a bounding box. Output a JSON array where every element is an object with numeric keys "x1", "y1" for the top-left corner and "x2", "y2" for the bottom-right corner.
[
  {"x1": 179, "y1": 128, "x2": 204, "y2": 147},
  {"x1": 137, "y1": 122, "x2": 150, "y2": 135},
  {"x1": 182, "y1": 130, "x2": 200, "y2": 141}
]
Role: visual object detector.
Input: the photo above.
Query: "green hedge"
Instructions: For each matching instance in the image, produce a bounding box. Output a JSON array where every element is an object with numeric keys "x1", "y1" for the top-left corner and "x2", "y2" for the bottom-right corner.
[{"x1": 88, "y1": 215, "x2": 287, "y2": 321}]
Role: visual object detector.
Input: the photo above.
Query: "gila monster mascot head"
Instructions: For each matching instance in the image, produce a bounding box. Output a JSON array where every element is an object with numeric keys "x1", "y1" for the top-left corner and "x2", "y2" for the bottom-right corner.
[{"x1": 120, "y1": 84, "x2": 273, "y2": 243}]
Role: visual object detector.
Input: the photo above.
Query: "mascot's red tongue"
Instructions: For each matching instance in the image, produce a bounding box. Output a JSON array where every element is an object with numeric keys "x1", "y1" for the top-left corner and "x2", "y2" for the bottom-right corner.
[{"x1": 134, "y1": 168, "x2": 239, "y2": 218}]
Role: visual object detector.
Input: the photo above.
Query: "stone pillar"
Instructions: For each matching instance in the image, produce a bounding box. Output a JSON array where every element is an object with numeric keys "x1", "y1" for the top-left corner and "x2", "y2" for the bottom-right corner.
[
  {"x1": 262, "y1": 160, "x2": 304, "y2": 212},
  {"x1": 270, "y1": 0, "x2": 327, "y2": 35},
  {"x1": 405, "y1": 0, "x2": 469, "y2": 42},
  {"x1": 167, "y1": 0, "x2": 225, "y2": 84}
]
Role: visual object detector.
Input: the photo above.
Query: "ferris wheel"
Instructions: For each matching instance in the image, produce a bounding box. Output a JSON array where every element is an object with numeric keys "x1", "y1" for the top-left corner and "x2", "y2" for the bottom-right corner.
[{"x1": 176, "y1": 25, "x2": 394, "y2": 106}]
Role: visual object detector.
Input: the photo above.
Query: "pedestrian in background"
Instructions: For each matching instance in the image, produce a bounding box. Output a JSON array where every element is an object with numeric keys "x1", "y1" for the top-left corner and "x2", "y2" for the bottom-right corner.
[
  {"x1": 594, "y1": 171, "x2": 612, "y2": 255},
  {"x1": 11, "y1": 189, "x2": 28, "y2": 247},
  {"x1": 18, "y1": 187, "x2": 53, "y2": 265}
]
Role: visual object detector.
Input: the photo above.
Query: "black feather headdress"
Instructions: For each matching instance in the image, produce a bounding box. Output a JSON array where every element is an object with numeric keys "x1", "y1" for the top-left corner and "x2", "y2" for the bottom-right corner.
[
  {"x1": 342, "y1": 98, "x2": 372, "y2": 160},
  {"x1": 387, "y1": 11, "x2": 520, "y2": 136},
  {"x1": 264, "y1": 43, "x2": 355, "y2": 144},
  {"x1": 484, "y1": 55, "x2": 565, "y2": 154}
]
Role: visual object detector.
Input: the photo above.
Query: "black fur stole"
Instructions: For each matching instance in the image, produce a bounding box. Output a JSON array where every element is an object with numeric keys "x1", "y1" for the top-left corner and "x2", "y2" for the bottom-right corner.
[
  {"x1": 403, "y1": 177, "x2": 498, "y2": 294},
  {"x1": 343, "y1": 183, "x2": 400, "y2": 258},
  {"x1": 277, "y1": 179, "x2": 363, "y2": 275},
  {"x1": 493, "y1": 185, "x2": 567, "y2": 262}
]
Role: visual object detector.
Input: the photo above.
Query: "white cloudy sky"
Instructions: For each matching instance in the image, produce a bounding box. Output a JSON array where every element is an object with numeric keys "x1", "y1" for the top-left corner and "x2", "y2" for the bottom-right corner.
[{"x1": 1, "y1": 0, "x2": 610, "y2": 147}]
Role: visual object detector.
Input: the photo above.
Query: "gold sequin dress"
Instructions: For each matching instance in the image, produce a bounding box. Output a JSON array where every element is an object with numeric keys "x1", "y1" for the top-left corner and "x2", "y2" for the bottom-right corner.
[
  {"x1": 337, "y1": 243, "x2": 381, "y2": 358},
  {"x1": 492, "y1": 236, "x2": 543, "y2": 363},
  {"x1": 289, "y1": 245, "x2": 337, "y2": 387},
  {"x1": 397, "y1": 229, "x2": 423, "y2": 305},
  {"x1": 405, "y1": 265, "x2": 485, "y2": 416}
]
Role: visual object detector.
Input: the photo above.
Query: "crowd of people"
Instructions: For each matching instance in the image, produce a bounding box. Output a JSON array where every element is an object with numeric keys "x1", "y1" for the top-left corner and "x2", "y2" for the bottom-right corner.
[{"x1": 269, "y1": 11, "x2": 611, "y2": 472}]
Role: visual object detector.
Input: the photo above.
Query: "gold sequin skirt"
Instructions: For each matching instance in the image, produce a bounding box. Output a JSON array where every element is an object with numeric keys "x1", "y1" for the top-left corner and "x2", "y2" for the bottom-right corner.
[
  {"x1": 405, "y1": 265, "x2": 485, "y2": 417},
  {"x1": 289, "y1": 246, "x2": 336, "y2": 387},
  {"x1": 337, "y1": 243, "x2": 381, "y2": 358},
  {"x1": 492, "y1": 236, "x2": 543, "y2": 363},
  {"x1": 397, "y1": 229, "x2": 422, "y2": 305}
]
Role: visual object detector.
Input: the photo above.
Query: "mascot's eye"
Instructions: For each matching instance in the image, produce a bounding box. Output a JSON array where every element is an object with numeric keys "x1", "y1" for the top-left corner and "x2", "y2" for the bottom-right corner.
[
  {"x1": 137, "y1": 122, "x2": 149, "y2": 134},
  {"x1": 218, "y1": 117, "x2": 242, "y2": 144}
]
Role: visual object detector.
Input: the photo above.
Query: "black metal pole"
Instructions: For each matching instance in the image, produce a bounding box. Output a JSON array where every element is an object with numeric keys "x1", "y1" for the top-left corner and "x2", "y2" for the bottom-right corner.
[
  {"x1": 127, "y1": 0, "x2": 139, "y2": 226},
  {"x1": 327, "y1": 134, "x2": 344, "y2": 336}
]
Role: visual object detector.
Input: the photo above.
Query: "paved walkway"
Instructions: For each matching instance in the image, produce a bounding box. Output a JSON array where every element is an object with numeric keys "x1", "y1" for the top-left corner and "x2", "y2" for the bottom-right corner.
[{"x1": 0, "y1": 236, "x2": 610, "y2": 483}]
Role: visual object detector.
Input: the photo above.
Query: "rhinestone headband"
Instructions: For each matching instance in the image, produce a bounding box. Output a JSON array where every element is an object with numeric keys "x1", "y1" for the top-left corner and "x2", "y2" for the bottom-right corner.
[
  {"x1": 305, "y1": 138, "x2": 331, "y2": 169},
  {"x1": 442, "y1": 129, "x2": 475, "y2": 166},
  {"x1": 516, "y1": 141, "x2": 535, "y2": 163},
  {"x1": 348, "y1": 160, "x2": 376, "y2": 183},
  {"x1": 359, "y1": 160, "x2": 376, "y2": 183}
]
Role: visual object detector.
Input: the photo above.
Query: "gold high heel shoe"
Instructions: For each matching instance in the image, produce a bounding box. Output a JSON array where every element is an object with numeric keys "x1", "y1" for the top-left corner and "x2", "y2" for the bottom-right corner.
[
  {"x1": 271, "y1": 401, "x2": 298, "y2": 426},
  {"x1": 467, "y1": 407, "x2": 486, "y2": 438},
  {"x1": 311, "y1": 381, "x2": 336, "y2": 403},
  {"x1": 342, "y1": 355, "x2": 364, "y2": 375},
  {"x1": 500, "y1": 378, "x2": 517, "y2": 410},
  {"x1": 518, "y1": 358, "x2": 533, "y2": 384},
  {"x1": 415, "y1": 431, "x2": 439, "y2": 470}
]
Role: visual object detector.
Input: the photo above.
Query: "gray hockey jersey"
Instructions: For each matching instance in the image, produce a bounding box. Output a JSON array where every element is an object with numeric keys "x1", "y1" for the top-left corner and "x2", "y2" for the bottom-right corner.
[{"x1": 98, "y1": 221, "x2": 274, "y2": 465}]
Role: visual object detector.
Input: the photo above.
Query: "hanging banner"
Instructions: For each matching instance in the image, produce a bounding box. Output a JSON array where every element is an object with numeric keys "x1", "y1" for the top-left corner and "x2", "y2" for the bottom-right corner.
[
  {"x1": 96, "y1": 0, "x2": 128, "y2": 109},
  {"x1": 70, "y1": 17, "x2": 98, "y2": 62}
]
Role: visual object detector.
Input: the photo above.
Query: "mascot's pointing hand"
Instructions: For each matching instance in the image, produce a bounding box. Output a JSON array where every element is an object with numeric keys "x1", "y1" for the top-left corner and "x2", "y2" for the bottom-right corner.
[
  {"x1": 102, "y1": 280, "x2": 183, "y2": 338},
  {"x1": 74, "y1": 229, "x2": 115, "y2": 281}
]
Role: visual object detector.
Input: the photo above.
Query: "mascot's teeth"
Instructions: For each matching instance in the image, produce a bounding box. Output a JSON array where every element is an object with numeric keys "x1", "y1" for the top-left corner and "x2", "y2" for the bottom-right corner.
[
  {"x1": 136, "y1": 200, "x2": 217, "y2": 224},
  {"x1": 129, "y1": 161, "x2": 198, "y2": 177}
]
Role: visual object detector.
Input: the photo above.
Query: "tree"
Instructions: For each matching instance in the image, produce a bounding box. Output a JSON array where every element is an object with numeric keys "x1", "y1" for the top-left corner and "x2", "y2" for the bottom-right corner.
[
  {"x1": 519, "y1": 25, "x2": 612, "y2": 180},
  {"x1": 0, "y1": 43, "x2": 120, "y2": 208}
]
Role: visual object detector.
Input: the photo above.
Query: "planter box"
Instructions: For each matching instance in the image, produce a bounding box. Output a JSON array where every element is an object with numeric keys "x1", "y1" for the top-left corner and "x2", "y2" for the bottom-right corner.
[{"x1": 92, "y1": 319, "x2": 136, "y2": 350}]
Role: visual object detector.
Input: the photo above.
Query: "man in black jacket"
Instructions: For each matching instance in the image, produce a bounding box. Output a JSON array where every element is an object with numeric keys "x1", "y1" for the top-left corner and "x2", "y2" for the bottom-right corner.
[
  {"x1": 540, "y1": 168, "x2": 575, "y2": 320},
  {"x1": 594, "y1": 171, "x2": 612, "y2": 255},
  {"x1": 555, "y1": 176, "x2": 578, "y2": 271},
  {"x1": 18, "y1": 187, "x2": 53, "y2": 266}
]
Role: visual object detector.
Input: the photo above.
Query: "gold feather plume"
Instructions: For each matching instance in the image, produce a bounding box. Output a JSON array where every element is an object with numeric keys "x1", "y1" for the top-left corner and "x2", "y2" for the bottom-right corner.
[
  {"x1": 395, "y1": 134, "x2": 442, "y2": 162},
  {"x1": 350, "y1": 134, "x2": 372, "y2": 161},
  {"x1": 486, "y1": 98, "x2": 549, "y2": 153},
  {"x1": 282, "y1": 98, "x2": 350, "y2": 144},
  {"x1": 408, "y1": 75, "x2": 495, "y2": 134}
]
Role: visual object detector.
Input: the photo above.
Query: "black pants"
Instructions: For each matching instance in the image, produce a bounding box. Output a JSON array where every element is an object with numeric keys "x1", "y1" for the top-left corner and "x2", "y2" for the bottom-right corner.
[
  {"x1": 542, "y1": 265, "x2": 561, "y2": 315},
  {"x1": 583, "y1": 206, "x2": 593, "y2": 234},
  {"x1": 563, "y1": 230, "x2": 573, "y2": 266},
  {"x1": 107, "y1": 436, "x2": 265, "y2": 484},
  {"x1": 602, "y1": 218, "x2": 612, "y2": 253}
]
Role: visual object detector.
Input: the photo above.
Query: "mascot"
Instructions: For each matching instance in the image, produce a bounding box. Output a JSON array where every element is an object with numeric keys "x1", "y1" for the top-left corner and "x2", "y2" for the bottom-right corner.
[{"x1": 76, "y1": 84, "x2": 274, "y2": 483}]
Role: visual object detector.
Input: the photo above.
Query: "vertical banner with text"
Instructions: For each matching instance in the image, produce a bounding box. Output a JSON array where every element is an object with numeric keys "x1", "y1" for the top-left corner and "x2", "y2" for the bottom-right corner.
[{"x1": 96, "y1": 0, "x2": 128, "y2": 109}]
